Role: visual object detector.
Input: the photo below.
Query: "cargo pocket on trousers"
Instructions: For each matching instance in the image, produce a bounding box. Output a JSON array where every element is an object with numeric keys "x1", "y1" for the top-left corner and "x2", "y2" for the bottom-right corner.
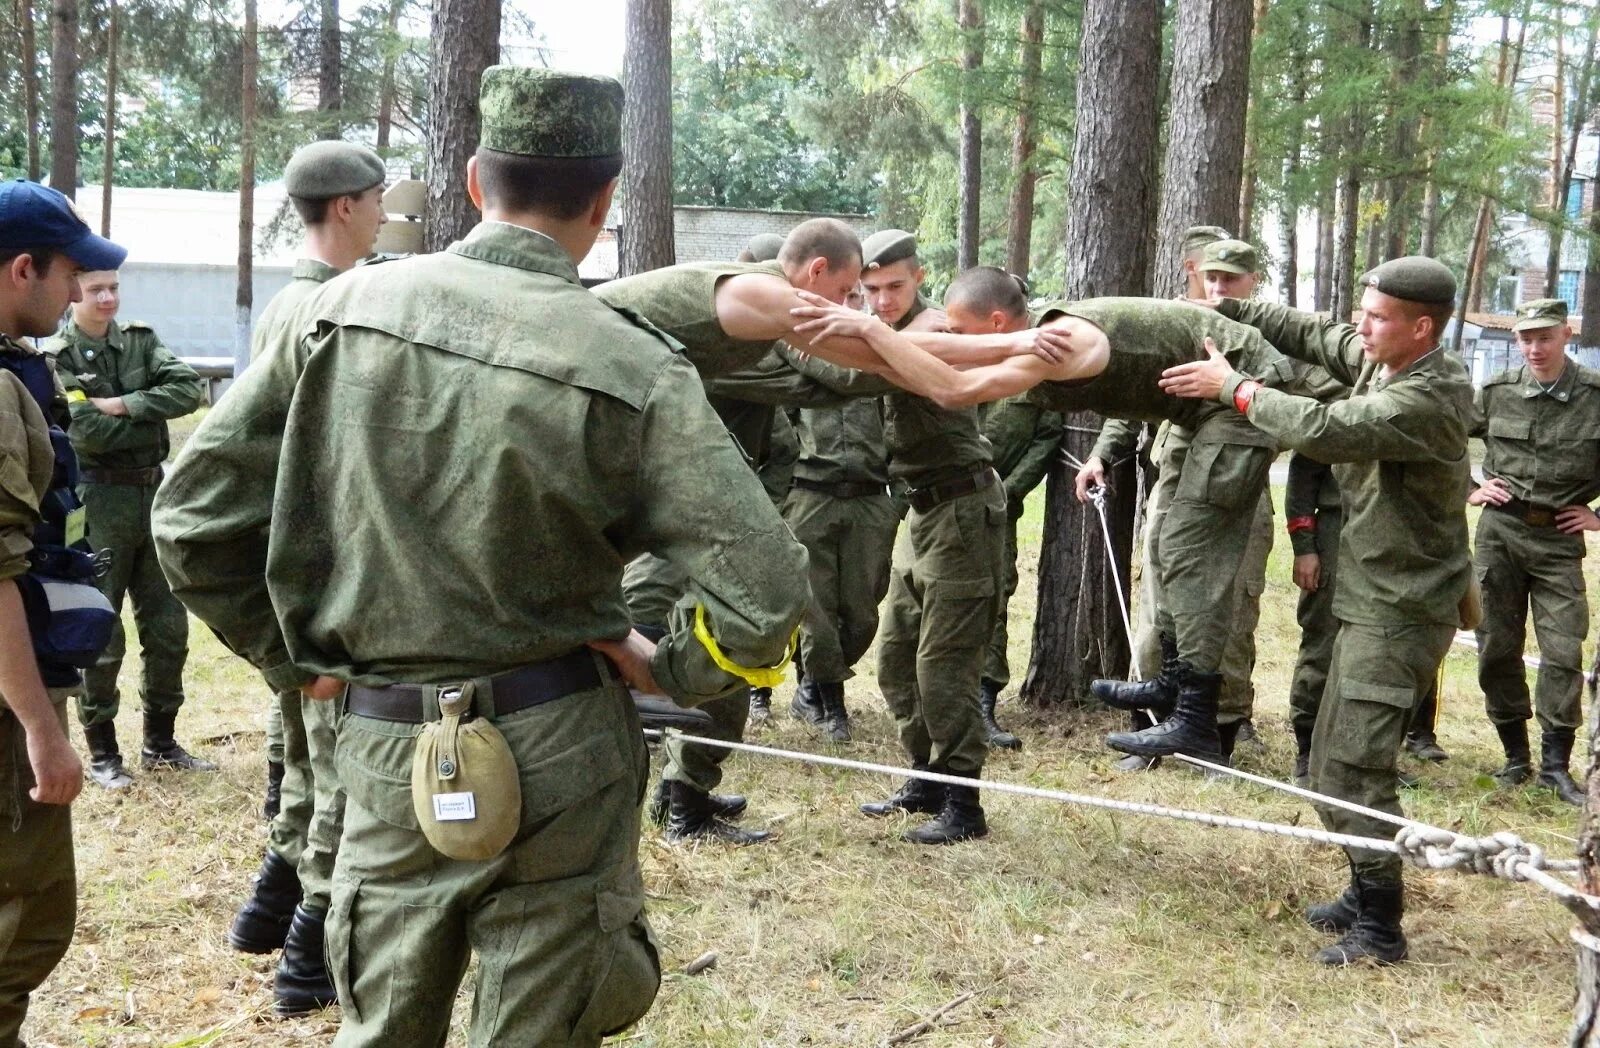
[
  {"x1": 570, "y1": 863, "x2": 662, "y2": 1041},
  {"x1": 1326, "y1": 680, "x2": 1415, "y2": 770},
  {"x1": 327, "y1": 877, "x2": 363, "y2": 1026}
]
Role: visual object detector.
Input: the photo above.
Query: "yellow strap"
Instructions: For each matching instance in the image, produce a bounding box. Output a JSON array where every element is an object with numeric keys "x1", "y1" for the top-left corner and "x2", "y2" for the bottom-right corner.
[
  {"x1": 692, "y1": 604, "x2": 795, "y2": 689},
  {"x1": 65, "y1": 389, "x2": 86, "y2": 403}
]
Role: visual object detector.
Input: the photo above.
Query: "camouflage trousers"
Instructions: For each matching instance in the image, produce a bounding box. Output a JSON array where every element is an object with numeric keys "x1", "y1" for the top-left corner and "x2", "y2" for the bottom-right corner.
[
  {"x1": 267, "y1": 685, "x2": 345, "y2": 910},
  {"x1": 784, "y1": 487, "x2": 897, "y2": 684},
  {"x1": 981, "y1": 506, "x2": 1026, "y2": 689},
  {"x1": 1288, "y1": 510, "x2": 1343, "y2": 737}
]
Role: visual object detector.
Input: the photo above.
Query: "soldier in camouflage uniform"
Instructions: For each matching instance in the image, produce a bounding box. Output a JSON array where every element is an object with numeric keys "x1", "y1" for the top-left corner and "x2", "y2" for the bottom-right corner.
[
  {"x1": 154, "y1": 68, "x2": 810, "y2": 1045},
  {"x1": 1468, "y1": 298, "x2": 1600, "y2": 806},
  {"x1": 1284, "y1": 452, "x2": 1340, "y2": 786},
  {"x1": 47, "y1": 267, "x2": 207, "y2": 788}
]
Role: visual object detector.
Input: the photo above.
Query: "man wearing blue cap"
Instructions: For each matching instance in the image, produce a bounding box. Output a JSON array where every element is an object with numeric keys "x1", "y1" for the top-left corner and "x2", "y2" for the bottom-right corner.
[{"x1": 0, "y1": 178, "x2": 122, "y2": 1048}]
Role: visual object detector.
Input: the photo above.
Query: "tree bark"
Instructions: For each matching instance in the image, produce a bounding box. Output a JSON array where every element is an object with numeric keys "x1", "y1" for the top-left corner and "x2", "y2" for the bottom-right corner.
[
  {"x1": 620, "y1": 0, "x2": 674, "y2": 274},
  {"x1": 1023, "y1": 0, "x2": 1160, "y2": 708},
  {"x1": 319, "y1": 0, "x2": 343, "y2": 138},
  {"x1": 235, "y1": 0, "x2": 258, "y2": 378},
  {"x1": 1236, "y1": 0, "x2": 1271, "y2": 239},
  {"x1": 1545, "y1": 6, "x2": 1598, "y2": 300},
  {"x1": 20, "y1": 0, "x2": 40, "y2": 181},
  {"x1": 1382, "y1": 0, "x2": 1422, "y2": 258},
  {"x1": 1314, "y1": 190, "x2": 1333, "y2": 311},
  {"x1": 1567, "y1": 652, "x2": 1600, "y2": 1043},
  {"x1": 1582, "y1": 182, "x2": 1600, "y2": 350},
  {"x1": 1417, "y1": 0, "x2": 1452, "y2": 258},
  {"x1": 48, "y1": 0, "x2": 77, "y2": 197},
  {"x1": 100, "y1": 0, "x2": 116, "y2": 236},
  {"x1": 1329, "y1": 0, "x2": 1375, "y2": 324},
  {"x1": 1153, "y1": 0, "x2": 1255, "y2": 299},
  {"x1": 956, "y1": 0, "x2": 984, "y2": 271},
  {"x1": 424, "y1": 0, "x2": 500, "y2": 253},
  {"x1": 1003, "y1": 0, "x2": 1044, "y2": 279},
  {"x1": 1277, "y1": 13, "x2": 1307, "y2": 307},
  {"x1": 375, "y1": 0, "x2": 404, "y2": 150}
]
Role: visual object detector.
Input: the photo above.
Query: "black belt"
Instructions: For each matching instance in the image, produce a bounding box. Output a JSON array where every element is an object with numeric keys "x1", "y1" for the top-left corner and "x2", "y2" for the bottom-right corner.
[
  {"x1": 906, "y1": 467, "x2": 998, "y2": 513},
  {"x1": 1487, "y1": 497, "x2": 1561, "y2": 528},
  {"x1": 82, "y1": 465, "x2": 162, "y2": 486},
  {"x1": 791, "y1": 476, "x2": 889, "y2": 499},
  {"x1": 345, "y1": 649, "x2": 604, "y2": 723}
]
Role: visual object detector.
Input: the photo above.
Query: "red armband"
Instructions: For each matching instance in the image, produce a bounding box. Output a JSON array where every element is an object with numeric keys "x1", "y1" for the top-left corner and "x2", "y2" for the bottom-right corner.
[
  {"x1": 1286, "y1": 515, "x2": 1317, "y2": 535},
  {"x1": 1232, "y1": 380, "x2": 1262, "y2": 414}
]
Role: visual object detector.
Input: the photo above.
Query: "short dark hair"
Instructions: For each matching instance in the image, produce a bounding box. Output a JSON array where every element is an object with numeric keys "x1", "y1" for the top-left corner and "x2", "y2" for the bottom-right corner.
[
  {"x1": 290, "y1": 195, "x2": 335, "y2": 226},
  {"x1": 1399, "y1": 298, "x2": 1454, "y2": 339},
  {"x1": 0, "y1": 246, "x2": 61, "y2": 275},
  {"x1": 474, "y1": 146, "x2": 623, "y2": 221},
  {"x1": 945, "y1": 266, "x2": 1029, "y2": 321},
  {"x1": 779, "y1": 218, "x2": 862, "y2": 273}
]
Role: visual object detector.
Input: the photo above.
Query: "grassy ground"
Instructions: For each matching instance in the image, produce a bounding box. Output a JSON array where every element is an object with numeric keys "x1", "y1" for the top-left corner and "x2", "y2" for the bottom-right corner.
[{"x1": 19, "y1": 428, "x2": 1589, "y2": 1047}]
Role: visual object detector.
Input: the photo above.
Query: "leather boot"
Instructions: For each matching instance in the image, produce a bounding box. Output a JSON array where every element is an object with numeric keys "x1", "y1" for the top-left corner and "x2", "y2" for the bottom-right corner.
[
  {"x1": 646, "y1": 777, "x2": 747, "y2": 826},
  {"x1": 1315, "y1": 876, "x2": 1408, "y2": 966},
  {"x1": 140, "y1": 710, "x2": 217, "y2": 771},
  {"x1": 633, "y1": 692, "x2": 714, "y2": 733},
  {"x1": 860, "y1": 765, "x2": 945, "y2": 817},
  {"x1": 1204, "y1": 721, "x2": 1241, "y2": 779},
  {"x1": 1291, "y1": 720, "x2": 1315, "y2": 789},
  {"x1": 1404, "y1": 731, "x2": 1449, "y2": 762},
  {"x1": 1538, "y1": 729, "x2": 1586, "y2": 806},
  {"x1": 817, "y1": 681, "x2": 851, "y2": 742},
  {"x1": 904, "y1": 771, "x2": 988, "y2": 844},
  {"x1": 274, "y1": 903, "x2": 338, "y2": 1016},
  {"x1": 1304, "y1": 870, "x2": 1360, "y2": 933},
  {"x1": 747, "y1": 687, "x2": 772, "y2": 725},
  {"x1": 83, "y1": 720, "x2": 134, "y2": 790},
  {"x1": 228, "y1": 849, "x2": 303, "y2": 953},
  {"x1": 1113, "y1": 711, "x2": 1160, "y2": 772},
  {"x1": 1090, "y1": 632, "x2": 1180, "y2": 716},
  {"x1": 789, "y1": 675, "x2": 824, "y2": 725},
  {"x1": 979, "y1": 678, "x2": 1021, "y2": 751},
  {"x1": 663, "y1": 781, "x2": 771, "y2": 845},
  {"x1": 1492, "y1": 720, "x2": 1533, "y2": 785},
  {"x1": 263, "y1": 759, "x2": 285, "y2": 820},
  {"x1": 1105, "y1": 666, "x2": 1222, "y2": 760}
]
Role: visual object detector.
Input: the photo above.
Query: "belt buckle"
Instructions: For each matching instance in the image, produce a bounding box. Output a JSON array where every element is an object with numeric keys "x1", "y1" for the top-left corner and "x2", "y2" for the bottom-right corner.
[{"x1": 1526, "y1": 507, "x2": 1556, "y2": 528}]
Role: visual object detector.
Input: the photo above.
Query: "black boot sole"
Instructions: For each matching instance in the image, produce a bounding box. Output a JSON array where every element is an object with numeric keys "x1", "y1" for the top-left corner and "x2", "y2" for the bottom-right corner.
[
  {"x1": 274, "y1": 986, "x2": 338, "y2": 1017},
  {"x1": 229, "y1": 921, "x2": 293, "y2": 954}
]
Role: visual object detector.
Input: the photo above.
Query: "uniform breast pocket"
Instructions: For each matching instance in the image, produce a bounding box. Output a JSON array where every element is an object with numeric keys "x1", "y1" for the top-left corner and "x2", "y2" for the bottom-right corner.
[{"x1": 1486, "y1": 416, "x2": 1531, "y2": 442}]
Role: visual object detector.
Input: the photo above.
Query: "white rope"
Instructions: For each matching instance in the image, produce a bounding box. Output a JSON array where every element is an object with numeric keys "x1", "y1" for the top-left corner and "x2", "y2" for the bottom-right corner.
[{"x1": 1087, "y1": 484, "x2": 1140, "y2": 680}]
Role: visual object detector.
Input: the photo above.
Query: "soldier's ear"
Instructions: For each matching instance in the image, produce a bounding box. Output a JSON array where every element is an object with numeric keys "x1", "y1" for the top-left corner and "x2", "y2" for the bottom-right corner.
[
  {"x1": 588, "y1": 178, "x2": 619, "y2": 228},
  {"x1": 465, "y1": 156, "x2": 485, "y2": 212}
]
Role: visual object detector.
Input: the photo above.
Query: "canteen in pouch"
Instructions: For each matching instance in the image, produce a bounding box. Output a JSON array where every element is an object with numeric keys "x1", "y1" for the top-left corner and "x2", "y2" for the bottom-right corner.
[{"x1": 410, "y1": 680, "x2": 521, "y2": 861}]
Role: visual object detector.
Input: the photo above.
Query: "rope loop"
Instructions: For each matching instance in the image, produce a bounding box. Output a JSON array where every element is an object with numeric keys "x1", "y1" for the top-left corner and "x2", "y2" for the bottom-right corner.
[{"x1": 1394, "y1": 826, "x2": 1550, "y2": 881}]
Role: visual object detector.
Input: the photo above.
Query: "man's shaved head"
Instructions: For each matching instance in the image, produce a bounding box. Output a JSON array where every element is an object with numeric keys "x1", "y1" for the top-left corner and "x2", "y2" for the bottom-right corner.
[
  {"x1": 779, "y1": 218, "x2": 863, "y2": 273},
  {"x1": 945, "y1": 266, "x2": 1030, "y2": 322}
]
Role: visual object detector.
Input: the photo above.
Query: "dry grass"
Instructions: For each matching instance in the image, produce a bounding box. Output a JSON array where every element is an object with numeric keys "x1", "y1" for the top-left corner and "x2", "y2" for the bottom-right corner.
[{"x1": 18, "y1": 426, "x2": 1588, "y2": 1046}]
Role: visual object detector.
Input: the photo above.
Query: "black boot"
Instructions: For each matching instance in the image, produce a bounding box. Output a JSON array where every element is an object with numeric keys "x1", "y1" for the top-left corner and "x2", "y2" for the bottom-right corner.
[
  {"x1": 1304, "y1": 871, "x2": 1360, "y2": 933},
  {"x1": 1492, "y1": 720, "x2": 1533, "y2": 786},
  {"x1": 1204, "y1": 721, "x2": 1241, "y2": 778},
  {"x1": 816, "y1": 681, "x2": 851, "y2": 742},
  {"x1": 1113, "y1": 711, "x2": 1160, "y2": 772},
  {"x1": 646, "y1": 777, "x2": 747, "y2": 826},
  {"x1": 263, "y1": 760, "x2": 285, "y2": 820},
  {"x1": 1538, "y1": 729, "x2": 1586, "y2": 806},
  {"x1": 228, "y1": 849, "x2": 303, "y2": 953},
  {"x1": 747, "y1": 687, "x2": 772, "y2": 725},
  {"x1": 1315, "y1": 876, "x2": 1408, "y2": 966},
  {"x1": 1404, "y1": 731, "x2": 1449, "y2": 762},
  {"x1": 860, "y1": 765, "x2": 945, "y2": 817},
  {"x1": 1090, "y1": 633, "x2": 1180, "y2": 716},
  {"x1": 274, "y1": 904, "x2": 337, "y2": 1016},
  {"x1": 140, "y1": 710, "x2": 218, "y2": 771},
  {"x1": 789, "y1": 675, "x2": 825, "y2": 726},
  {"x1": 1105, "y1": 666, "x2": 1222, "y2": 760},
  {"x1": 1236, "y1": 718, "x2": 1262, "y2": 749},
  {"x1": 1291, "y1": 720, "x2": 1314, "y2": 788},
  {"x1": 663, "y1": 781, "x2": 771, "y2": 845},
  {"x1": 979, "y1": 678, "x2": 1021, "y2": 751},
  {"x1": 904, "y1": 771, "x2": 988, "y2": 844},
  {"x1": 83, "y1": 720, "x2": 134, "y2": 790}
]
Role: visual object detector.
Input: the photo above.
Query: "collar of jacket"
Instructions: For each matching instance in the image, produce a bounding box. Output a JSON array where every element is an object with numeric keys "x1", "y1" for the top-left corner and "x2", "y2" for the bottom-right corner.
[
  {"x1": 450, "y1": 221, "x2": 582, "y2": 285},
  {"x1": 1521, "y1": 360, "x2": 1577, "y2": 402}
]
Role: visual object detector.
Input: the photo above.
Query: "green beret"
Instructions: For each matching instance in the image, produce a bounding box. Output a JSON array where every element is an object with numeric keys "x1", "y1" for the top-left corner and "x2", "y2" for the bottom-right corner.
[
  {"x1": 479, "y1": 66, "x2": 624, "y2": 158},
  {"x1": 862, "y1": 229, "x2": 918, "y2": 269},
  {"x1": 1198, "y1": 238, "x2": 1258, "y2": 275},
  {"x1": 1358, "y1": 256, "x2": 1456, "y2": 306},
  {"x1": 1513, "y1": 298, "x2": 1569, "y2": 332},
  {"x1": 746, "y1": 233, "x2": 785, "y2": 263},
  {"x1": 1180, "y1": 225, "x2": 1232, "y2": 255},
  {"x1": 284, "y1": 141, "x2": 386, "y2": 199}
]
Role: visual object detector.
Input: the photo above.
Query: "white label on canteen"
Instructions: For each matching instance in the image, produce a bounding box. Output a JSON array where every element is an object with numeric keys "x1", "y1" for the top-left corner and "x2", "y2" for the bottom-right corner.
[{"x1": 432, "y1": 792, "x2": 477, "y2": 822}]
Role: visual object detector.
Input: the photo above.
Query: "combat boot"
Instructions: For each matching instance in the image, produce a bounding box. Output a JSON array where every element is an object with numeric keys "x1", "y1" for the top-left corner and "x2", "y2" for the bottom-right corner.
[
  {"x1": 979, "y1": 678, "x2": 1021, "y2": 751},
  {"x1": 646, "y1": 777, "x2": 747, "y2": 826},
  {"x1": 83, "y1": 720, "x2": 134, "y2": 790},
  {"x1": 815, "y1": 681, "x2": 852, "y2": 742},
  {"x1": 1105, "y1": 666, "x2": 1222, "y2": 760},
  {"x1": 263, "y1": 759, "x2": 285, "y2": 820},
  {"x1": 274, "y1": 903, "x2": 337, "y2": 1016},
  {"x1": 860, "y1": 764, "x2": 945, "y2": 817},
  {"x1": 1315, "y1": 876, "x2": 1407, "y2": 966},
  {"x1": 1113, "y1": 711, "x2": 1160, "y2": 772},
  {"x1": 1537, "y1": 729, "x2": 1586, "y2": 806},
  {"x1": 789, "y1": 675, "x2": 825, "y2": 725},
  {"x1": 1304, "y1": 870, "x2": 1360, "y2": 933},
  {"x1": 140, "y1": 710, "x2": 217, "y2": 771},
  {"x1": 1291, "y1": 720, "x2": 1315, "y2": 789},
  {"x1": 747, "y1": 687, "x2": 772, "y2": 725},
  {"x1": 1204, "y1": 721, "x2": 1241, "y2": 779},
  {"x1": 228, "y1": 849, "x2": 303, "y2": 953},
  {"x1": 1491, "y1": 720, "x2": 1533, "y2": 786},
  {"x1": 904, "y1": 771, "x2": 988, "y2": 844},
  {"x1": 663, "y1": 781, "x2": 771, "y2": 845},
  {"x1": 1090, "y1": 632, "x2": 1180, "y2": 716},
  {"x1": 1404, "y1": 730, "x2": 1450, "y2": 762}
]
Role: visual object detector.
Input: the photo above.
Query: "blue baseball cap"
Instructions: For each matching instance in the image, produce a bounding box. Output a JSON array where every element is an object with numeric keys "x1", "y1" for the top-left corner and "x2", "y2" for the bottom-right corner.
[{"x1": 0, "y1": 181, "x2": 128, "y2": 271}]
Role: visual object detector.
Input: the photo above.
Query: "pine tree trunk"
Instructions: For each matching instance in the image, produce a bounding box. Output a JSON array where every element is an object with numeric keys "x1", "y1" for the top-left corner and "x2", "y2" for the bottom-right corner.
[
  {"x1": 1545, "y1": 8, "x2": 1598, "y2": 300},
  {"x1": 620, "y1": 0, "x2": 674, "y2": 274},
  {"x1": 1023, "y1": 0, "x2": 1160, "y2": 708},
  {"x1": 319, "y1": 0, "x2": 342, "y2": 138},
  {"x1": 1003, "y1": 0, "x2": 1044, "y2": 279},
  {"x1": 956, "y1": 0, "x2": 984, "y2": 272},
  {"x1": 1314, "y1": 192, "x2": 1333, "y2": 311},
  {"x1": 235, "y1": 0, "x2": 258, "y2": 377},
  {"x1": 1329, "y1": 0, "x2": 1374, "y2": 324},
  {"x1": 1581, "y1": 183, "x2": 1600, "y2": 351},
  {"x1": 1278, "y1": 18, "x2": 1306, "y2": 307},
  {"x1": 1382, "y1": 0, "x2": 1422, "y2": 258},
  {"x1": 48, "y1": 0, "x2": 77, "y2": 197},
  {"x1": 1416, "y1": 0, "x2": 1452, "y2": 259},
  {"x1": 20, "y1": 0, "x2": 40, "y2": 181},
  {"x1": 424, "y1": 0, "x2": 500, "y2": 253},
  {"x1": 375, "y1": 0, "x2": 403, "y2": 150},
  {"x1": 1568, "y1": 654, "x2": 1600, "y2": 1043},
  {"x1": 1235, "y1": 0, "x2": 1271, "y2": 239},
  {"x1": 100, "y1": 0, "x2": 116, "y2": 236}
]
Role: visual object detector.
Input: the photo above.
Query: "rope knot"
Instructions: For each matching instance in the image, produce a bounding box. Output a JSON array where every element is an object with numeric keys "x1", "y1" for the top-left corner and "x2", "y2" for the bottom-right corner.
[{"x1": 1393, "y1": 826, "x2": 1547, "y2": 880}]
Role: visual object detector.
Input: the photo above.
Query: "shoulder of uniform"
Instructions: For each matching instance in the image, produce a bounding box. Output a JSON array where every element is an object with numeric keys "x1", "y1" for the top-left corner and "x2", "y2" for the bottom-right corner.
[
  {"x1": 1482, "y1": 367, "x2": 1520, "y2": 388},
  {"x1": 37, "y1": 335, "x2": 69, "y2": 358},
  {"x1": 1575, "y1": 365, "x2": 1600, "y2": 389},
  {"x1": 603, "y1": 302, "x2": 686, "y2": 356},
  {"x1": 120, "y1": 319, "x2": 154, "y2": 333}
]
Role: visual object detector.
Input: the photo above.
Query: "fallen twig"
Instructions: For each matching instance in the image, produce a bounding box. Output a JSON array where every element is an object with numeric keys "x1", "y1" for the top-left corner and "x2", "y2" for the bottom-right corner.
[
  {"x1": 886, "y1": 990, "x2": 976, "y2": 1046},
  {"x1": 684, "y1": 950, "x2": 718, "y2": 976}
]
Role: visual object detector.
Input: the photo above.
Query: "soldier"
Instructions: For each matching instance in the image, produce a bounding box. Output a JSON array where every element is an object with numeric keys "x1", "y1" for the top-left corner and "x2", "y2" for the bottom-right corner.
[
  {"x1": 47, "y1": 260, "x2": 207, "y2": 788},
  {"x1": 1159, "y1": 256, "x2": 1473, "y2": 966},
  {"x1": 1284, "y1": 451, "x2": 1341, "y2": 787},
  {"x1": 1469, "y1": 298, "x2": 1600, "y2": 806},
  {"x1": 225, "y1": 139, "x2": 388, "y2": 1019},
  {"x1": 153, "y1": 67, "x2": 808, "y2": 1045}
]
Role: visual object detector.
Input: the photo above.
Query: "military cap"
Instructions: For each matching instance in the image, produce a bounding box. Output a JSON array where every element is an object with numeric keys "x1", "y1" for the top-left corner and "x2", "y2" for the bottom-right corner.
[
  {"x1": 479, "y1": 66, "x2": 624, "y2": 158},
  {"x1": 1198, "y1": 238, "x2": 1258, "y2": 275},
  {"x1": 746, "y1": 233, "x2": 785, "y2": 263},
  {"x1": 1358, "y1": 256, "x2": 1456, "y2": 305},
  {"x1": 283, "y1": 141, "x2": 386, "y2": 200},
  {"x1": 1180, "y1": 225, "x2": 1232, "y2": 256},
  {"x1": 862, "y1": 229, "x2": 918, "y2": 269},
  {"x1": 1513, "y1": 298, "x2": 1569, "y2": 332}
]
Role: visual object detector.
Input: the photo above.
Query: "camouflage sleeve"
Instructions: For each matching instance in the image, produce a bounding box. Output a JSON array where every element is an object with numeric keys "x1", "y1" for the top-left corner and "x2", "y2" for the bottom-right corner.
[
  {"x1": 1468, "y1": 383, "x2": 1488, "y2": 439},
  {"x1": 1284, "y1": 453, "x2": 1329, "y2": 557},
  {"x1": 54, "y1": 363, "x2": 164, "y2": 455},
  {"x1": 1090, "y1": 417, "x2": 1139, "y2": 464},
  {"x1": 1218, "y1": 299, "x2": 1363, "y2": 387},
  {"x1": 119, "y1": 330, "x2": 203, "y2": 422},
  {"x1": 0, "y1": 374, "x2": 51, "y2": 583},
  {"x1": 701, "y1": 344, "x2": 894, "y2": 408},
  {"x1": 1226, "y1": 374, "x2": 1462, "y2": 466},
  {"x1": 1003, "y1": 410, "x2": 1064, "y2": 504}
]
